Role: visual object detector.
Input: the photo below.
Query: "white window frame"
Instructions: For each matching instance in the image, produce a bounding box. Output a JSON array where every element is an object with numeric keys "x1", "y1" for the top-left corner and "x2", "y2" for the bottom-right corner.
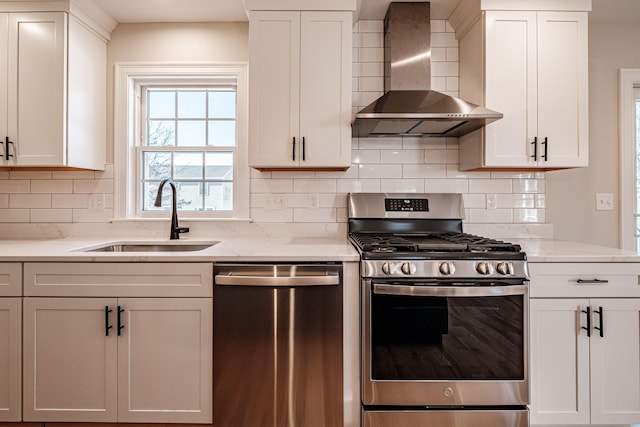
[
  {"x1": 114, "y1": 63, "x2": 250, "y2": 221},
  {"x1": 619, "y1": 69, "x2": 640, "y2": 250}
]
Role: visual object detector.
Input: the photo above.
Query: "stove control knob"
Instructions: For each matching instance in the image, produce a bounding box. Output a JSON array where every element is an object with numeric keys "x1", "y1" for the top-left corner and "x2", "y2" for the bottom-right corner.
[
  {"x1": 401, "y1": 262, "x2": 417, "y2": 275},
  {"x1": 496, "y1": 262, "x2": 514, "y2": 275},
  {"x1": 439, "y1": 262, "x2": 455, "y2": 276},
  {"x1": 381, "y1": 262, "x2": 391, "y2": 275},
  {"x1": 476, "y1": 262, "x2": 494, "y2": 275}
]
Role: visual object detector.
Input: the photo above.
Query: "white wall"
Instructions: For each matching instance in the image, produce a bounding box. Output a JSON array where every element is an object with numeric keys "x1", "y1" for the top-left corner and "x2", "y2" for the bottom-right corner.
[
  {"x1": 546, "y1": 15, "x2": 640, "y2": 248},
  {"x1": 0, "y1": 19, "x2": 551, "y2": 239}
]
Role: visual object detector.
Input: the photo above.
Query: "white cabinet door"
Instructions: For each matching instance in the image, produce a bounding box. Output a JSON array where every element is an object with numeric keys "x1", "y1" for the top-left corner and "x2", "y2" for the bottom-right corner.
[
  {"x1": 7, "y1": 12, "x2": 66, "y2": 166},
  {"x1": 117, "y1": 298, "x2": 213, "y2": 423},
  {"x1": 299, "y1": 11, "x2": 351, "y2": 168},
  {"x1": 536, "y1": 11, "x2": 589, "y2": 168},
  {"x1": 484, "y1": 11, "x2": 537, "y2": 168},
  {"x1": 0, "y1": 298, "x2": 21, "y2": 422},
  {"x1": 529, "y1": 298, "x2": 590, "y2": 425},
  {"x1": 249, "y1": 10, "x2": 351, "y2": 170},
  {"x1": 249, "y1": 11, "x2": 300, "y2": 169},
  {"x1": 589, "y1": 299, "x2": 640, "y2": 424},
  {"x1": 22, "y1": 297, "x2": 119, "y2": 422}
]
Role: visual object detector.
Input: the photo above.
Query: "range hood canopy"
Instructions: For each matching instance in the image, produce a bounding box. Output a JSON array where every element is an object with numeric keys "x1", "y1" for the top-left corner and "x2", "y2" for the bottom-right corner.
[{"x1": 352, "y1": 2, "x2": 502, "y2": 138}]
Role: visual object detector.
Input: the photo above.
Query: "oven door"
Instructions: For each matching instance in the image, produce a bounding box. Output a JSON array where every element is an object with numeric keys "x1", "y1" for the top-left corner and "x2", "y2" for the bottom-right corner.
[{"x1": 362, "y1": 278, "x2": 529, "y2": 406}]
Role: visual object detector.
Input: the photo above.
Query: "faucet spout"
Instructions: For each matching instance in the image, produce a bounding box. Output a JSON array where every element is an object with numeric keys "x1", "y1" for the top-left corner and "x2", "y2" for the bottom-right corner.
[{"x1": 154, "y1": 178, "x2": 190, "y2": 240}]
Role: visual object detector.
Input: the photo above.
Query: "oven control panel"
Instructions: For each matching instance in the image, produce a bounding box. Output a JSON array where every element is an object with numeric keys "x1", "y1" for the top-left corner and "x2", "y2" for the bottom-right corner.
[
  {"x1": 362, "y1": 260, "x2": 528, "y2": 279},
  {"x1": 385, "y1": 198, "x2": 429, "y2": 212}
]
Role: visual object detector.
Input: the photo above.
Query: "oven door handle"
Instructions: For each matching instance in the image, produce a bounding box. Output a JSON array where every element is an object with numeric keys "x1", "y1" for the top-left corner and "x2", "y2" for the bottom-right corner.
[{"x1": 373, "y1": 283, "x2": 528, "y2": 297}]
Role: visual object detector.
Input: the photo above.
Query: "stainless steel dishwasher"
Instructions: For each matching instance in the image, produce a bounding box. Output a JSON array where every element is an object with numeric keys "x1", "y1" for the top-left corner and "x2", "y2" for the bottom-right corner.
[{"x1": 213, "y1": 263, "x2": 343, "y2": 427}]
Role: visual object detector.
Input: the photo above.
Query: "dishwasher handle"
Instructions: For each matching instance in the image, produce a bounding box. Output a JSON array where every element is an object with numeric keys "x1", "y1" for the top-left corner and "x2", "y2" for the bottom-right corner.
[{"x1": 215, "y1": 273, "x2": 339, "y2": 287}]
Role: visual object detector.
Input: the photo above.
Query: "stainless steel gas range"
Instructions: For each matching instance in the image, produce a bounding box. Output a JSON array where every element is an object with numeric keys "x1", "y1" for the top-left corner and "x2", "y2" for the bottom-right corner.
[{"x1": 348, "y1": 193, "x2": 529, "y2": 427}]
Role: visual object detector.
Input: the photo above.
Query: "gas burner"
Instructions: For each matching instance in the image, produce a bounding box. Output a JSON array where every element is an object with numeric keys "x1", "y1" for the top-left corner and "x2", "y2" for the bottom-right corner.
[{"x1": 371, "y1": 246, "x2": 398, "y2": 253}]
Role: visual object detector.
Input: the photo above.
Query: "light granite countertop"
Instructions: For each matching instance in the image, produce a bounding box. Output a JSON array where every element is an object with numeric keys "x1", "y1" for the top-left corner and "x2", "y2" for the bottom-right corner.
[
  {"x1": 0, "y1": 236, "x2": 638, "y2": 263},
  {"x1": 0, "y1": 237, "x2": 360, "y2": 262}
]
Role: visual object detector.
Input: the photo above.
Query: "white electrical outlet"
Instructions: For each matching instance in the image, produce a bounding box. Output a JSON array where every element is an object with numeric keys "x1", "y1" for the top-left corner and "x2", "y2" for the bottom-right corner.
[
  {"x1": 88, "y1": 194, "x2": 105, "y2": 212},
  {"x1": 265, "y1": 195, "x2": 286, "y2": 210},
  {"x1": 595, "y1": 193, "x2": 614, "y2": 211},
  {"x1": 309, "y1": 193, "x2": 320, "y2": 209},
  {"x1": 486, "y1": 194, "x2": 497, "y2": 210}
]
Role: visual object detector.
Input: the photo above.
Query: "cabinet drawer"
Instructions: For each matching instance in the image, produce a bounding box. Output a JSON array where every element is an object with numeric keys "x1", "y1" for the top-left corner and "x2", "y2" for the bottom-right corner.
[
  {"x1": 24, "y1": 263, "x2": 213, "y2": 297},
  {"x1": 529, "y1": 263, "x2": 640, "y2": 298},
  {"x1": 0, "y1": 263, "x2": 22, "y2": 297}
]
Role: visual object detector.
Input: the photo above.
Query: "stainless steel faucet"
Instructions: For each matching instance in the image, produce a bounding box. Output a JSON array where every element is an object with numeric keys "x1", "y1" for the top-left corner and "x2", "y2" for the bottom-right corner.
[{"x1": 154, "y1": 178, "x2": 189, "y2": 240}]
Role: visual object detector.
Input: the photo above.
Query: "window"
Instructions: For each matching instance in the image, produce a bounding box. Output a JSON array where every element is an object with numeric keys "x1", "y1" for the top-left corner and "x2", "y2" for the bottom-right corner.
[
  {"x1": 619, "y1": 70, "x2": 640, "y2": 250},
  {"x1": 114, "y1": 64, "x2": 249, "y2": 221}
]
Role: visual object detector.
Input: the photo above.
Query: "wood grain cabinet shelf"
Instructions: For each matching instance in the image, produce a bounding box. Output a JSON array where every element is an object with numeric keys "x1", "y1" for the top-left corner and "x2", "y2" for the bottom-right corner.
[
  {"x1": 0, "y1": 11, "x2": 106, "y2": 170},
  {"x1": 529, "y1": 262, "x2": 640, "y2": 425},
  {"x1": 21, "y1": 262, "x2": 213, "y2": 424},
  {"x1": 450, "y1": 0, "x2": 590, "y2": 170}
]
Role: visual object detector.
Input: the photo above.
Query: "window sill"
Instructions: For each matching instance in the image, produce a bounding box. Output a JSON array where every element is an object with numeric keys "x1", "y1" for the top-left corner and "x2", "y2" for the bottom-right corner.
[{"x1": 110, "y1": 217, "x2": 252, "y2": 223}]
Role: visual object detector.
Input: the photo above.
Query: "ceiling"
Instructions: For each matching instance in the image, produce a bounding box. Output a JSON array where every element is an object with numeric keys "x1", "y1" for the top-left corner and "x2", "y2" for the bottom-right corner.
[
  {"x1": 91, "y1": 0, "x2": 459, "y2": 23},
  {"x1": 90, "y1": 0, "x2": 640, "y2": 24}
]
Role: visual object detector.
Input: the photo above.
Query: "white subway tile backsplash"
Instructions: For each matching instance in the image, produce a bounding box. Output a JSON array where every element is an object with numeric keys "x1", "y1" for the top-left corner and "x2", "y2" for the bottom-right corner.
[
  {"x1": 293, "y1": 208, "x2": 336, "y2": 223},
  {"x1": 468, "y1": 179, "x2": 513, "y2": 194},
  {"x1": 358, "y1": 20, "x2": 383, "y2": 33},
  {"x1": 359, "y1": 76, "x2": 384, "y2": 92},
  {"x1": 293, "y1": 179, "x2": 337, "y2": 193},
  {"x1": 10, "y1": 171, "x2": 52, "y2": 180},
  {"x1": 359, "y1": 164, "x2": 403, "y2": 179},
  {"x1": 445, "y1": 165, "x2": 491, "y2": 179},
  {"x1": 336, "y1": 179, "x2": 381, "y2": 193},
  {"x1": 425, "y1": 149, "x2": 458, "y2": 164},
  {"x1": 403, "y1": 136, "x2": 447, "y2": 149},
  {"x1": 432, "y1": 61, "x2": 459, "y2": 77},
  {"x1": 73, "y1": 179, "x2": 114, "y2": 194},
  {"x1": 462, "y1": 193, "x2": 487, "y2": 209},
  {"x1": 380, "y1": 179, "x2": 425, "y2": 193},
  {"x1": 352, "y1": 150, "x2": 381, "y2": 164},
  {"x1": 0, "y1": 194, "x2": 7, "y2": 208},
  {"x1": 72, "y1": 208, "x2": 115, "y2": 223},
  {"x1": 382, "y1": 150, "x2": 425, "y2": 164},
  {"x1": 431, "y1": 32, "x2": 458, "y2": 48},
  {"x1": 251, "y1": 178, "x2": 293, "y2": 193},
  {"x1": 0, "y1": 180, "x2": 30, "y2": 193},
  {"x1": 9, "y1": 194, "x2": 51, "y2": 209},
  {"x1": 446, "y1": 47, "x2": 459, "y2": 62},
  {"x1": 359, "y1": 137, "x2": 403, "y2": 150},
  {"x1": 496, "y1": 193, "x2": 535, "y2": 209},
  {"x1": 431, "y1": 47, "x2": 447, "y2": 62},
  {"x1": 31, "y1": 180, "x2": 72, "y2": 194},
  {"x1": 359, "y1": 47, "x2": 384, "y2": 62},
  {"x1": 424, "y1": 179, "x2": 469, "y2": 193},
  {"x1": 468, "y1": 208, "x2": 514, "y2": 223},
  {"x1": 514, "y1": 208, "x2": 545, "y2": 223},
  {"x1": 431, "y1": 76, "x2": 447, "y2": 92},
  {"x1": 0, "y1": 209, "x2": 30, "y2": 222},
  {"x1": 31, "y1": 208, "x2": 73, "y2": 223},
  {"x1": 403, "y1": 164, "x2": 447, "y2": 179},
  {"x1": 250, "y1": 208, "x2": 293, "y2": 223},
  {"x1": 358, "y1": 32, "x2": 383, "y2": 48},
  {"x1": 513, "y1": 179, "x2": 545, "y2": 193}
]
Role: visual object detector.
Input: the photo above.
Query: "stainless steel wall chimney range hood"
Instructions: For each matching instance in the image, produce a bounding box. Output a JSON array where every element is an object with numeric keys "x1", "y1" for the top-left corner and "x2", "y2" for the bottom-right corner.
[{"x1": 352, "y1": 2, "x2": 502, "y2": 138}]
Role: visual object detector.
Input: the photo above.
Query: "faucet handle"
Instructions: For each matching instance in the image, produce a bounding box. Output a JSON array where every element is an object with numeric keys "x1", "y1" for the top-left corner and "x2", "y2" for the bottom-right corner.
[{"x1": 176, "y1": 226, "x2": 190, "y2": 234}]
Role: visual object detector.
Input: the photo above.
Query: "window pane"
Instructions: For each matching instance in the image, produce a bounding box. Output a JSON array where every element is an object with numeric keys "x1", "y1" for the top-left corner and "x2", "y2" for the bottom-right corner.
[
  {"x1": 178, "y1": 90, "x2": 206, "y2": 118},
  {"x1": 148, "y1": 120, "x2": 175, "y2": 146},
  {"x1": 206, "y1": 182, "x2": 233, "y2": 211},
  {"x1": 174, "y1": 152, "x2": 203, "y2": 180},
  {"x1": 143, "y1": 152, "x2": 171, "y2": 180},
  {"x1": 208, "y1": 121, "x2": 236, "y2": 147},
  {"x1": 143, "y1": 182, "x2": 162, "y2": 211},
  {"x1": 178, "y1": 121, "x2": 206, "y2": 146},
  {"x1": 148, "y1": 90, "x2": 175, "y2": 118},
  {"x1": 209, "y1": 90, "x2": 236, "y2": 119},
  {"x1": 205, "y1": 152, "x2": 233, "y2": 180},
  {"x1": 177, "y1": 182, "x2": 203, "y2": 211}
]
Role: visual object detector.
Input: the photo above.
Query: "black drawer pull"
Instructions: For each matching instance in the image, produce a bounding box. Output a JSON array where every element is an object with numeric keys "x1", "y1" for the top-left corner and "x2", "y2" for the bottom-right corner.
[
  {"x1": 576, "y1": 278, "x2": 609, "y2": 284},
  {"x1": 117, "y1": 305, "x2": 125, "y2": 336},
  {"x1": 105, "y1": 306, "x2": 113, "y2": 337},
  {"x1": 580, "y1": 306, "x2": 591, "y2": 337},
  {"x1": 594, "y1": 306, "x2": 604, "y2": 338}
]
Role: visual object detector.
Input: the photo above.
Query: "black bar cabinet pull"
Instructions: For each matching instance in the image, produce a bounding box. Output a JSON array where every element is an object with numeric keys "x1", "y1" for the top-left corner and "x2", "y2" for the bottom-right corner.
[
  {"x1": 594, "y1": 306, "x2": 604, "y2": 337},
  {"x1": 531, "y1": 137, "x2": 538, "y2": 161},
  {"x1": 581, "y1": 306, "x2": 591, "y2": 337},
  {"x1": 576, "y1": 278, "x2": 609, "y2": 284},
  {"x1": 105, "y1": 306, "x2": 113, "y2": 337},
  {"x1": 4, "y1": 136, "x2": 13, "y2": 161},
  {"x1": 292, "y1": 137, "x2": 296, "y2": 161},
  {"x1": 541, "y1": 137, "x2": 548, "y2": 161},
  {"x1": 302, "y1": 136, "x2": 306, "y2": 161},
  {"x1": 117, "y1": 305, "x2": 125, "y2": 336}
]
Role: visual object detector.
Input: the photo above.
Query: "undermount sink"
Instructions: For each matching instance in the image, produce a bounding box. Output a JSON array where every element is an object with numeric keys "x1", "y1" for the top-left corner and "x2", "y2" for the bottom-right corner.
[{"x1": 77, "y1": 241, "x2": 218, "y2": 253}]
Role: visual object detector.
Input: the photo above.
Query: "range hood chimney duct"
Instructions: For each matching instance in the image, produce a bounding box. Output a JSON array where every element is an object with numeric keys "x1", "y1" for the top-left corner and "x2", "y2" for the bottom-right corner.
[{"x1": 352, "y1": 2, "x2": 502, "y2": 138}]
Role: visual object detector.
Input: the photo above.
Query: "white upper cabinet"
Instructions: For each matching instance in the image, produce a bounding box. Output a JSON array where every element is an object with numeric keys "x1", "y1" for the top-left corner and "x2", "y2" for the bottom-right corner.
[
  {"x1": 0, "y1": 11, "x2": 106, "y2": 170},
  {"x1": 452, "y1": 1, "x2": 589, "y2": 170},
  {"x1": 248, "y1": 9, "x2": 352, "y2": 170}
]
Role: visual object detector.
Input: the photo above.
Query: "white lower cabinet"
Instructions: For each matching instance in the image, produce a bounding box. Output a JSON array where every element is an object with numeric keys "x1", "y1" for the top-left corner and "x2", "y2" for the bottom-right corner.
[
  {"x1": 0, "y1": 297, "x2": 21, "y2": 421},
  {"x1": 21, "y1": 262, "x2": 214, "y2": 424},
  {"x1": 529, "y1": 263, "x2": 640, "y2": 425}
]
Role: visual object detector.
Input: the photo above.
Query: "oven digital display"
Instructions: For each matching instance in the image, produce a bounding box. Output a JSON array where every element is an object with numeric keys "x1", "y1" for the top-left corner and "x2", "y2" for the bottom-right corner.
[{"x1": 385, "y1": 198, "x2": 429, "y2": 212}]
